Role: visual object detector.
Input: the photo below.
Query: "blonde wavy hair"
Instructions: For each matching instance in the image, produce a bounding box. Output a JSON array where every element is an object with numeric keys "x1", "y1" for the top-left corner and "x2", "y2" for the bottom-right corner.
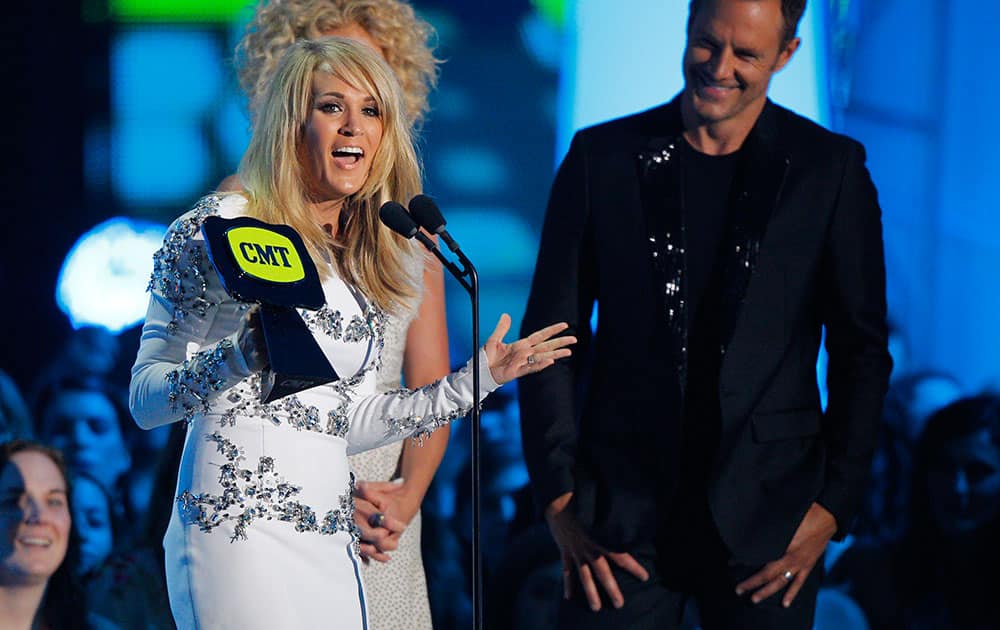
[
  {"x1": 238, "y1": 37, "x2": 421, "y2": 313},
  {"x1": 237, "y1": 0, "x2": 440, "y2": 127}
]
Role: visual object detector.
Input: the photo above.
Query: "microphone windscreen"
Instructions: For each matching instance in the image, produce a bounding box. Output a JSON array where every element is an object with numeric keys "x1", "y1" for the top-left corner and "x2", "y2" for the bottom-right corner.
[
  {"x1": 378, "y1": 201, "x2": 418, "y2": 238},
  {"x1": 408, "y1": 195, "x2": 446, "y2": 234}
]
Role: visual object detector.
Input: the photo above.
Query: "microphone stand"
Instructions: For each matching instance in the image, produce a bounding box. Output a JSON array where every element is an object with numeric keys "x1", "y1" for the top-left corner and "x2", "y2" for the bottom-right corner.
[{"x1": 415, "y1": 234, "x2": 484, "y2": 630}]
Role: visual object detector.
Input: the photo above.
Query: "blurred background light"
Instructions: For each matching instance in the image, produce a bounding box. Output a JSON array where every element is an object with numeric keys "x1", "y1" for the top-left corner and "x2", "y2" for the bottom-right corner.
[
  {"x1": 445, "y1": 210, "x2": 537, "y2": 276},
  {"x1": 111, "y1": 120, "x2": 210, "y2": 204},
  {"x1": 434, "y1": 147, "x2": 511, "y2": 195},
  {"x1": 56, "y1": 217, "x2": 167, "y2": 333},
  {"x1": 110, "y1": 0, "x2": 250, "y2": 22},
  {"x1": 215, "y1": 93, "x2": 252, "y2": 169},
  {"x1": 531, "y1": 0, "x2": 567, "y2": 28},
  {"x1": 519, "y1": 11, "x2": 563, "y2": 71},
  {"x1": 111, "y1": 29, "x2": 222, "y2": 117}
]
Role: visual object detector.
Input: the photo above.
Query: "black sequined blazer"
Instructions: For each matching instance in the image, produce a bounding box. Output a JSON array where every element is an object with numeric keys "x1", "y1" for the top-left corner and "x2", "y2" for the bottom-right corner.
[{"x1": 519, "y1": 97, "x2": 892, "y2": 564}]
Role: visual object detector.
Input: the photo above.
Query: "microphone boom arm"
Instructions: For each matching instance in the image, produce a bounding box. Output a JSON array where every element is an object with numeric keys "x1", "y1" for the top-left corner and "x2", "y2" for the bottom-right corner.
[{"x1": 414, "y1": 232, "x2": 473, "y2": 292}]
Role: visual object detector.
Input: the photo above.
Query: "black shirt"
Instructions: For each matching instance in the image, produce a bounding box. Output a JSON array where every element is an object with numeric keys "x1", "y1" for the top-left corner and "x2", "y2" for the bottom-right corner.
[{"x1": 679, "y1": 140, "x2": 741, "y2": 487}]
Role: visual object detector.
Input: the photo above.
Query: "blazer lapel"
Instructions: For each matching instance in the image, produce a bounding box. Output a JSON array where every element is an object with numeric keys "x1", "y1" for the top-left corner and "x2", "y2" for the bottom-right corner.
[
  {"x1": 632, "y1": 99, "x2": 790, "y2": 396},
  {"x1": 635, "y1": 102, "x2": 688, "y2": 391},
  {"x1": 718, "y1": 102, "x2": 791, "y2": 355}
]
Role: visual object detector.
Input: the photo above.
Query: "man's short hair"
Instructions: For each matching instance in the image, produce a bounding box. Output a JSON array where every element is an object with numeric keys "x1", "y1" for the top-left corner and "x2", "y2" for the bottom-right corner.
[{"x1": 688, "y1": 0, "x2": 807, "y2": 45}]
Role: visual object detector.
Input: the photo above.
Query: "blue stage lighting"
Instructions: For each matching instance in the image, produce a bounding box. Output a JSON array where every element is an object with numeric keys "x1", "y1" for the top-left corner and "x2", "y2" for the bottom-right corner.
[
  {"x1": 111, "y1": 120, "x2": 209, "y2": 204},
  {"x1": 441, "y1": 210, "x2": 536, "y2": 275},
  {"x1": 56, "y1": 217, "x2": 167, "y2": 333},
  {"x1": 215, "y1": 93, "x2": 252, "y2": 171},
  {"x1": 434, "y1": 147, "x2": 510, "y2": 195},
  {"x1": 111, "y1": 29, "x2": 222, "y2": 117}
]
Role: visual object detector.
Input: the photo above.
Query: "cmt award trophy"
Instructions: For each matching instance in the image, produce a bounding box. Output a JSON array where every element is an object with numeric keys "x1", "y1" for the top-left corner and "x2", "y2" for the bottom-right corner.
[{"x1": 200, "y1": 215, "x2": 338, "y2": 403}]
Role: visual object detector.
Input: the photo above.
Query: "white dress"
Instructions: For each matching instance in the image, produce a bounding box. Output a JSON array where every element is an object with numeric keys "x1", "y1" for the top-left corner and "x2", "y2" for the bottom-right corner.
[{"x1": 129, "y1": 194, "x2": 497, "y2": 630}]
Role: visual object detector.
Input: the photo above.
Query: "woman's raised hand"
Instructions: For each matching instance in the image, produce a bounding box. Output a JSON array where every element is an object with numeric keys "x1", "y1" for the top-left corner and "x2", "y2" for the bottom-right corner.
[{"x1": 484, "y1": 314, "x2": 575, "y2": 385}]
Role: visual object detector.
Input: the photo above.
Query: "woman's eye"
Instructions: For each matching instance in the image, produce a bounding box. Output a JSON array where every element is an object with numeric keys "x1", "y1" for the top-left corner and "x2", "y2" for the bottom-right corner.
[
  {"x1": 47, "y1": 497, "x2": 65, "y2": 508},
  {"x1": 319, "y1": 103, "x2": 342, "y2": 114},
  {"x1": 363, "y1": 106, "x2": 380, "y2": 117}
]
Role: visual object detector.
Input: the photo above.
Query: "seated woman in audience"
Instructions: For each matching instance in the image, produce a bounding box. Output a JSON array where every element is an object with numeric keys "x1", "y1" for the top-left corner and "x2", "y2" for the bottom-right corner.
[
  {"x1": 0, "y1": 440, "x2": 86, "y2": 630},
  {"x1": 901, "y1": 394, "x2": 1000, "y2": 629},
  {"x1": 70, "y1": 471, "x2": 115, "y2": 580}
]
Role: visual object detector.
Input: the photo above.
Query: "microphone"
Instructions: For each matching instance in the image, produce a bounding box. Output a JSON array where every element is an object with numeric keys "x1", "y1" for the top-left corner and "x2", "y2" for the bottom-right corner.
[
  {"x1": 378, "y1": 201, "x2": 419, "y2": 239},
  {"x1": 379, "y1": 200, "x2": 437, "y2": 250},
  {"x1": 379, "y1": 201, "x2": 466, "y2": 285},
  {"x1": 409, "y1": 194, "x2": 460, "y2": 253},
  {"x1": 380, "y1": 197, "x2": 484, "y2": 630}
]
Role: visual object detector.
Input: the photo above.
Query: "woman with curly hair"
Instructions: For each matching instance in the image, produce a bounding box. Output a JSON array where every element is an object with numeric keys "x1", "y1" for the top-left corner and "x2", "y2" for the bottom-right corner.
[
  {"x1": 132, "y1": 38, "x2": 572, "y2": 628},
  {"x1": 220, "y1": 2, "x2": 448, "y2": 626},
  {"x1": 235, "y1": 0, "x2": 438, "y2": 126}
]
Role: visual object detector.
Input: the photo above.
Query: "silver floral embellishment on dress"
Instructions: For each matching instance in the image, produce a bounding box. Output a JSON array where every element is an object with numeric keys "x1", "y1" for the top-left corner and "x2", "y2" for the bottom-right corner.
[
  {"x1": 299, "y1": 306, "x2": 376, "y2": 345},
  {"x1": 343, "y1": 315, "x2": 373, "y2": 343},
  {"x1": 166, "y1": 338, "x2": 233, "y2": 422},
  {"x1": 219, "y1": 375, "x2": 350, "y2": 438},
  {"x1": 148, "y1": 195, "x2": 222, "y2": 333},
  {"x1": 177, "y1": 431, "x2": 361, "y2": 546},
  {"x1": 299, "y1": 306, "x2": 344, "y2": 339},
  {"x1": 326, "y1": 401, "x2": 351, "y2": 438},
  {"x1": 379, "y1": 363, "x2": 478, "y2": 443}
]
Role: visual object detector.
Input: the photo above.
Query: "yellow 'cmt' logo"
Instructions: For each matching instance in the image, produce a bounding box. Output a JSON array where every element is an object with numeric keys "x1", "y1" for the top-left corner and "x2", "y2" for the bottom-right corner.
[{"x1": 226, "y1": 227, "x2": 306, "y2": 283}]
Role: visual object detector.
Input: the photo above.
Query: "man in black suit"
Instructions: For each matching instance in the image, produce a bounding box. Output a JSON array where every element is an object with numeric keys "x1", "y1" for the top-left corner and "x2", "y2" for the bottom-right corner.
[{"x1": 518, "y1": 0, "x2": 891, "y2": 627}]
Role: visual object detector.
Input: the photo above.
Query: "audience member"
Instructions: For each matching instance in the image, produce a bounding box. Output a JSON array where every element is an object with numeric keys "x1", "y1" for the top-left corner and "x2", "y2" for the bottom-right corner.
[
  {"x1": 0, "y1": 371, "x2": 32, "y2": 443},
  {"x1": 34, "y1": 377, "x2": 134, "y2": 533},
  {"x1": 70, "y1": 471, "x2": 115, "y2": 580},
  {"x1": 0, "y1": 440, "x2": 86, "y2": 630},
  {"x1": 899, "y1": 394, "x2": 1000, "y2": 629}
]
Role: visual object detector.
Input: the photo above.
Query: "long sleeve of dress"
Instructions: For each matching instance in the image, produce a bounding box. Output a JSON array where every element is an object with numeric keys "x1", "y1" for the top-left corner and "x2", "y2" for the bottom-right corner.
[
  {"x1": 130, "y1": 196, "x2": 500, "y2": 449},
  {"x1": 130, "y1": 199, "x2": 255, "y2": 430},
  {"x1": 340, "y1": 349, "x2": 498, "y2": 455}
]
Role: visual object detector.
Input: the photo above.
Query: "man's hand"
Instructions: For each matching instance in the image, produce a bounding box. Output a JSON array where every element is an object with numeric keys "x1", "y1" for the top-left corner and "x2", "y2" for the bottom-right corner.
[
  {"x1": 735, "y1": 502, "x2": 837, "y2": 607},
  {"x1": 353, "y1": 481, "x2": 408, "y2": 563},
  {"x1": 545, "y1": 492, "x2": 649, "y2": 611}
]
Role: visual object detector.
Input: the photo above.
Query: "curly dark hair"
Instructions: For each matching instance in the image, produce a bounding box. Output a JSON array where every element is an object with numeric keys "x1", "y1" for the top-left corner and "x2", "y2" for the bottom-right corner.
[{"x1": 688, "y1": 0, "x2": 807, "y2": 44}]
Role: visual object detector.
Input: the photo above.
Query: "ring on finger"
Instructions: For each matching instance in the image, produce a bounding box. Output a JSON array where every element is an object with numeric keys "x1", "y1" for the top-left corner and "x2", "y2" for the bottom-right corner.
[
  {"x1": 368, "y1": 512, "x2": 386, "y2": 528},
  {"x1": 782, "y1": 570, "x2": 794, "y2": 581},
  {"x1": 526, "y1": 355, "x2": 536, "y2": 365}
]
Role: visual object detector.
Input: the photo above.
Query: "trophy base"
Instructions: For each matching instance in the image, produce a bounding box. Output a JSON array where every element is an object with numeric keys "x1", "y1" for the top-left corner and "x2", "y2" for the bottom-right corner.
[
  {"x1": 259, "y1": 305, "x2": 340, "y2": 403},
  {"x1": 259, "y1": 369, "x2": 339, "y2": 404}
]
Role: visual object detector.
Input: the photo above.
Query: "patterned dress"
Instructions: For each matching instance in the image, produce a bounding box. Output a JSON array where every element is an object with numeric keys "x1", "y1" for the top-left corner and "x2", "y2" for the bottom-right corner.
[{"x1": 130, "y1": 194, "x2": 496, "y2": 629}]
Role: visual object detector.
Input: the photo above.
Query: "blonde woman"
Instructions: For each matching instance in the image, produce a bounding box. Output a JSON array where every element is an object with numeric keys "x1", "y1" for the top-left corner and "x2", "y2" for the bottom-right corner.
[
  {"x1": 130, "y1": 38, "x2": 572, "y2": 628},
  {"x1": 222, "y1": 4, "x2": 445, "y2": 624}
]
